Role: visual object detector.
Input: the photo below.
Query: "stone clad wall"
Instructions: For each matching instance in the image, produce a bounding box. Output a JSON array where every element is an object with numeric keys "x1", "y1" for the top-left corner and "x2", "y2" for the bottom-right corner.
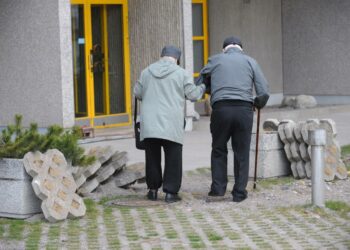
[
  {"x1": 207, "y1": 0, "x2": 283, "y2": 103},
  {"x1": 0, "y1": 0, "x2": 74, "y2": 128},
  {"x1": 128, "y1": 0, "x2": 184, "y2": 90},
  {"x1": 282, "y1": 0, "x2": 350, "y2": 98}
]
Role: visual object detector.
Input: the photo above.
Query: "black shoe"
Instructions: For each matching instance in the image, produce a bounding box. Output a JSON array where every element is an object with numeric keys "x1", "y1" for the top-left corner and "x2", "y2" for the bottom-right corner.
[
  {"x1": 165, "y1": 193, "x2": 181, "y2": 203},
  {"x1": 232, "y1": 195, "x2": 247, "y2": 203},
  {"x1": 208, "y1": 190, "x2": 225, "y2": 197},
  {"x1": 147, "y1": 189, "x2": 158, "y2": 201}
]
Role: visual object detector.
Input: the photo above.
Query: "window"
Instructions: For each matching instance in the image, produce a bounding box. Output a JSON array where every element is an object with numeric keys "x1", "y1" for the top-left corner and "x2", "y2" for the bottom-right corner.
[{"x1": 192, "y1": 0, "x2": 208, "y2": 81}]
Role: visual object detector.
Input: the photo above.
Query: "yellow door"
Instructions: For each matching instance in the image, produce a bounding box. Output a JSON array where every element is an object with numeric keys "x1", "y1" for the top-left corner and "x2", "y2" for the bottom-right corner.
[{"x1": 71, "y1": 0, "x2": 131, "y2": 128}]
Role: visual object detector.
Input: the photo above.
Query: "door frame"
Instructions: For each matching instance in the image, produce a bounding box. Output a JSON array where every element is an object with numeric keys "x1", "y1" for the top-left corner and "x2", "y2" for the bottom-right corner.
[{"x1": 71, "y1": 0, "x2": 131, "y2": 128}]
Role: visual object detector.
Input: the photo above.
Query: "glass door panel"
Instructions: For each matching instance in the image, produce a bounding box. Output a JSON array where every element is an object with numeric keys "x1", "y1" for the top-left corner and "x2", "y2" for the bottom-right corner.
[
  {"x1": 107, "y1": 5, "x2": 125, "y2": 114},
  {"x1": 71, "y1": 5, "x2": 88, "y2": 118}
]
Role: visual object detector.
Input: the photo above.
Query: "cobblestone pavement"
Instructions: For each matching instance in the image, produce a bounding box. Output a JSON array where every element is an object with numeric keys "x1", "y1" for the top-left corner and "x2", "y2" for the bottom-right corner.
[{"x1": 1, "y1": 168, "x2": 350, "y2": 249}]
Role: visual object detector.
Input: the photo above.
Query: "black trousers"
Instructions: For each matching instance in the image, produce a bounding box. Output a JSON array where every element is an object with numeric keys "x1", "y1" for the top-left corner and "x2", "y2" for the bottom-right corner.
[
  {"x1": 210, "y1": 100, "x2": 253, "y2": 199},
  {"x1": 144, "y1": 138, "x2": 183, "y2": 194}
]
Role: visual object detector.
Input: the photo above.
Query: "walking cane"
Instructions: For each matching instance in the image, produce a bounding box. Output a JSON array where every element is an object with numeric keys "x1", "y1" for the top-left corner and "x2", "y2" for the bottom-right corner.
[{"x1": 253, "y1": 108, "x2": 261, "y2": 189}]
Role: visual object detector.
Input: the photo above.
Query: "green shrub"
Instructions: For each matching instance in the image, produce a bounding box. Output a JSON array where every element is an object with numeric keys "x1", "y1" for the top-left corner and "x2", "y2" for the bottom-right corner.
[{"x1": 0, "y1": 114, "x2": 95, "y2": 166}]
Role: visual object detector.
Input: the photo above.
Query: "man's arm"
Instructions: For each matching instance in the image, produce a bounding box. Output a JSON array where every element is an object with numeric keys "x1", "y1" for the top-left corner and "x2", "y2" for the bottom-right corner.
[{"x1": 251, "y1": 59, "x2": 270, "y2": 109}]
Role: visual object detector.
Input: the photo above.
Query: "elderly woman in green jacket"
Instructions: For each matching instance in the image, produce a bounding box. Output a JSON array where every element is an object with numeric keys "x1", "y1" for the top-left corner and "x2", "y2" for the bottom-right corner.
[{"x1": 134, "y1": 46, "x2": 205, "y2": 203}]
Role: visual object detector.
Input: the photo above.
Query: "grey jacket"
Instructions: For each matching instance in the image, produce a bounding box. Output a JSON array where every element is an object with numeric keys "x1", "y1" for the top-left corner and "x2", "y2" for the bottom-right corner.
[
  {"x1": 134, "y1": 58, "x2": 205, "y2": 144},
  {"x1": 198, "y1": 47, "x2": 269, "y2": 107}
]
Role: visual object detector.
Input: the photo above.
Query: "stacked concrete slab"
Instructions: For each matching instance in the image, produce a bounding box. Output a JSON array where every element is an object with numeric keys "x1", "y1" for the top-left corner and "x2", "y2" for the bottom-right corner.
[
  {"x1": 23, "y1": 150, "x2": 86, "y2": 222},
  {"x1": 271, "y1": 118, "x2": 347, "y2": 181}
]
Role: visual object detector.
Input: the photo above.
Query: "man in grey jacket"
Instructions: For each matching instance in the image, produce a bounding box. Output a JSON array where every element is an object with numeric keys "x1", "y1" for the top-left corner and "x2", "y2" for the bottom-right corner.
[
  {"x1": 134, "y1": 46, "x2": 205, "y2": 203},
  {"x1": 197, "y1": 36, "x2": 269, "y2": 202}
]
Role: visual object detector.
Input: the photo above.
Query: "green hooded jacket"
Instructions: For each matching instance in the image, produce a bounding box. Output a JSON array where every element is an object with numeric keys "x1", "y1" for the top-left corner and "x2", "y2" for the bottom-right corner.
[{"x1": 134, "y1": 58, "x2": 205, "y2": 144}]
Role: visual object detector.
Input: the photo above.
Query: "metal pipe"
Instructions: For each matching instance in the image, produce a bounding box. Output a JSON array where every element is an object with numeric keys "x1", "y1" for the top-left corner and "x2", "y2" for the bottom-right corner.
[{"x1": 308, "y1": 129, "x2": 326, "y2": 207}]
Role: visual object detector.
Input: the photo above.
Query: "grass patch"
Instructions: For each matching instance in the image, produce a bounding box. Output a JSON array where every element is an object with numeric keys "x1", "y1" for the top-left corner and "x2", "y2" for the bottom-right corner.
[
  {"x1": 256, "y1": 176, "x2": 294, "y2": 189},
  {"x1": 46, "y1": 223, "x2": 61, "y2": 250},
  {"x1": 341, "y1": 145, "x2": 350, "y2": 156},
  {"x1": 341, "y1": 145, "x2": 350, "y2": 170},
  {"x1": 207, "y1": 232, "x2": 223, "y2": 241},
  {"x1": 8, "y1": 219, "x2": 26, "y2": 240},
  {"x1": 326, "y1": 200, "x2": 350, "y2": 218},
  {"x1": 25, "y1": 222, "x2": 41, "y2": 250}
]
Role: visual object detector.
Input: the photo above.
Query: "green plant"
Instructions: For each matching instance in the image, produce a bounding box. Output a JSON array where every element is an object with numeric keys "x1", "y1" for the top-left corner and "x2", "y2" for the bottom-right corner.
[{"x1": 0, "y1": 114, "x2": 95, "y2": 166}]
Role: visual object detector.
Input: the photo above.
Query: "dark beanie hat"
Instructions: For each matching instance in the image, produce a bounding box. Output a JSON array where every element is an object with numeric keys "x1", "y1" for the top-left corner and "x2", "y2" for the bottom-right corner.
[
  {"x1": 223, "y1": 36, "x2": 243, "y2": 49},
  {"x1": 161, "y1": 45, "x2": 181, "y2": 60}
]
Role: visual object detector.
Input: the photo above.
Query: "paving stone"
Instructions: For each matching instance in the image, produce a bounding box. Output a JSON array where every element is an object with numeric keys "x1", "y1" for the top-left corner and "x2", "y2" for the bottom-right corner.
[
  {"x1": 68, "y1": 193, "x2": 86, "y2": 218},
  {"x1": 278, "y1": 123, "x2": 289, "y2": 144},
  {"x1": 74, "y1": 174, "x2": 87, "y2": 189},
  {"x1": 304, "y1": 161, "x2": 312, "y2": 179},
  {"x1": 335, "y1": 160, "x2": 348, "y2": 180},
  {"x1": 41, "y1": 197, "x2": 69, "y2": 223},
  {"x1": 87, "y1": 146, "x2": 116, "y2": 164},
  {"x1": 299, "y1": 142, "x2": 310, "y2": 161},
  {"x1": 111, "y1": 162, "x2": 145, "y2": 187},
  {"x1": 78, "y1": 178, "x2": 99, "y2": 196},
  {"x1": 293, "y1": 122, "x2": 305, "y2": 143},
  {"x1": 95, "y1": 164, "x2": 116, "y2": 183},
  {"x1": 290, "y1": 142, "x2": 301, "y2": 161},
  {"x1": 283, "y1": 144, "x2": 293, "y2": 162},
  {"x1": 319, "y1": 119, "x2": 337, "y2": 137},
  {"x1": 46, "y1": 149, "x2": 68, "y2": 169},
  {"x1": 83, "y1": 161, "x2": 102, "y2": 178},
  {"x1": 23, "y1": 151, "x2": 49, "y2": 177},
  {"x1": 283, "y1": 121, "x2": 296, "y2": 143},
  {"x1": 31, "y1": 175, "x2": 58, "y2": 200},
  {"x1": 296, "y1": 161, "x2": 306, "y2": 179},
  {"x1": 290, "y1": 162, "x2": 299, "y2": 178},
  {"x1": 263, "y1": 119, "x2": 280, "y2": 132}
]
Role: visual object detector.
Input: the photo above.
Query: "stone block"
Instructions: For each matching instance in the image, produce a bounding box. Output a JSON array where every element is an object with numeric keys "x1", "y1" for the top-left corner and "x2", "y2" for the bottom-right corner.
[
  {"x1": 0, "y1": 158, "x2": 41, "y2": 218},
  {"x1": 277, "y1": 123, "x2": 288, "y2": 144},
  {"x1": 293, "y1": 95, "x2": 317, "y2": 109}
]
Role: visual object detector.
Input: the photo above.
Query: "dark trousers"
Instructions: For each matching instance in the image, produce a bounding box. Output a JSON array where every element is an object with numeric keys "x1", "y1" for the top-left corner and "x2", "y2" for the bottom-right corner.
[
  {"x1": 210, "y1": 100, "x2": 253, "y2": 199},
  {"x1": 144, "y1": 138, "x2": 183, "y2": 194}
]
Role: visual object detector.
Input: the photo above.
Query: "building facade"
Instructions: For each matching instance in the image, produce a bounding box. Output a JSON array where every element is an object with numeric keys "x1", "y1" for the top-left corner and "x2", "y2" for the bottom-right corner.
[{"x1": 0, "y1": 0, "x2": 349, "y2": 129}]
